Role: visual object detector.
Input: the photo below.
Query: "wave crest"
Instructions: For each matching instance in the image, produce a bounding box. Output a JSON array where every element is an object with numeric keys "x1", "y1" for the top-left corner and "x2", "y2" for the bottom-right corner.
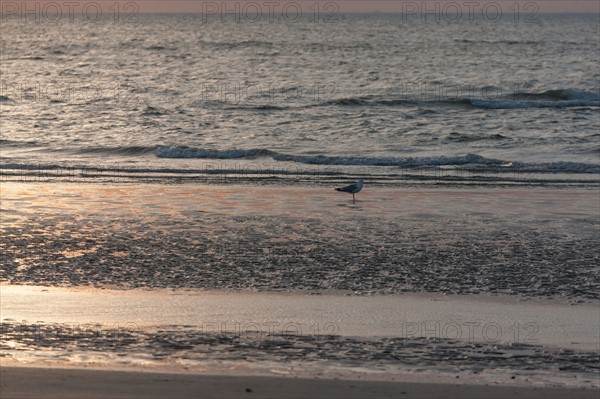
[{"x1": 154, "y1": 147, "x2": 599, "y2": 173}]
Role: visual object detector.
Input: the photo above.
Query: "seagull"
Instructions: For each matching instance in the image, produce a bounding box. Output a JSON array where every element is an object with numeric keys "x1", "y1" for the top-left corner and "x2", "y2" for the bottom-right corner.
[{"x1": 335, "y1": 179, "x2": 364, "y2": 203}]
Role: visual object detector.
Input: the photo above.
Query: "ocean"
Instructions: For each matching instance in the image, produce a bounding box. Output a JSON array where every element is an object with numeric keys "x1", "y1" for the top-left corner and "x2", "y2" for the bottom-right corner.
[{"x1": 1, "y1": 13, "x2": 599, "y2": 185}]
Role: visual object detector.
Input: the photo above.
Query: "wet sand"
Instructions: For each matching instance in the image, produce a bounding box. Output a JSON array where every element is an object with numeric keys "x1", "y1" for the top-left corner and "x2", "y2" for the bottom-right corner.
[
  {"x1": 2, "y1": 285, "x2": 599, "y2": 350},
  {"x1": 1, "y1": 183, "x2": 598, "y2": 298},
  {"x1": 2, "y1": 287, "x2": 599, "y2": 389},
  {"x1": 1, "y1": 182, "x2": 599, "y2": 395},
  {"x1": 2, "y1": 365, "x2": 599, "y2": 399}
]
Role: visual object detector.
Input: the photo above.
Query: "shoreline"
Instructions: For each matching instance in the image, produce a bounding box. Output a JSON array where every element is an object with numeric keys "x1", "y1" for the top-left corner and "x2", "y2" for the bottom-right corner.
[{"x1": 2, "y1": 183, "x2": 598, "y2": 299}]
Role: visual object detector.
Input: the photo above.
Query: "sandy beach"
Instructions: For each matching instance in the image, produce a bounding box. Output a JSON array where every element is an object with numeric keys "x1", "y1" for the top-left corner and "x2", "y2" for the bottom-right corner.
[
  {"x1": 2, "y1": 365, "x2": 599, "y2": 399},
  {"x1": 2, "y1": 183, "x2": 598, "y2": 298},
  {"x1": 1, "y1": 182, "x2": 599, "y2": 398},
  {"x1": 1, "y1": 285, "x2": 599, "y2": 388}
]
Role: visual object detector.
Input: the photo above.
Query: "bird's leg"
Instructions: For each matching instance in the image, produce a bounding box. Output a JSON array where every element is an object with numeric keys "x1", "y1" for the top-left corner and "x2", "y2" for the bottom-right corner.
[{"x1": 352, "y1": 193, "x2": 355, "y2": 203}]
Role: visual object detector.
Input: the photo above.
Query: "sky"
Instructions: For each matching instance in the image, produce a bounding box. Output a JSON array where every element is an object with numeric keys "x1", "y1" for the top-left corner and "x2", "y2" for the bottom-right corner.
[{"x1": 6, "y1": 1, "x2": 600, "y2": 14}]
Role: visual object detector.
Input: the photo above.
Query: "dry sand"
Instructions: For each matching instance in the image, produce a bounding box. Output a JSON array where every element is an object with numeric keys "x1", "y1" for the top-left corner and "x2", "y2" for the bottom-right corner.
[{"x1": 1, "y1": 365, "x2": 599, "y2": 399}]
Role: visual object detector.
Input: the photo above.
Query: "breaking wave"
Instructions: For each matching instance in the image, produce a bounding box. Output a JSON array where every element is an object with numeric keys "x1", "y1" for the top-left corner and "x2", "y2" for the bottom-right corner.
[{"x1": 155, "y1": 146, "x2": 599, "y2": 173}]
